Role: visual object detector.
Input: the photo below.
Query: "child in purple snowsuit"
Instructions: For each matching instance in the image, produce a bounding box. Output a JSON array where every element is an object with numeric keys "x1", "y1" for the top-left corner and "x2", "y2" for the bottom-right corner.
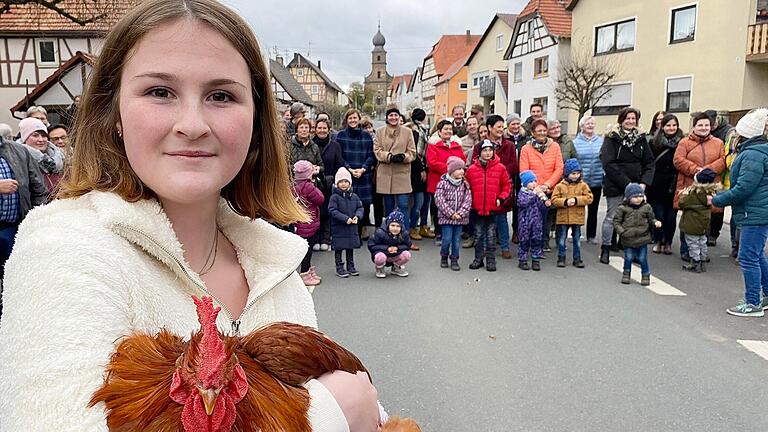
[{"x1": 517, "y1": 170, "x2": 551, "y2": 271}]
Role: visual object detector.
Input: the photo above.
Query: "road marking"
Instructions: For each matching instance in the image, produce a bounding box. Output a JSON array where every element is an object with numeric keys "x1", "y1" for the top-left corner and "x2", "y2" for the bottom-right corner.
[
  {"x1": 737, "y1": 340, "x2": 768, "y2": 361},
  {"x1": 608, "y1": 256, "x2": 687, "y2": 296}
]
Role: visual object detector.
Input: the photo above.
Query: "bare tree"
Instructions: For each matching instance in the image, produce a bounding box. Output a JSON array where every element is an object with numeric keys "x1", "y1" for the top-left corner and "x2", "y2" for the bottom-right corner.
[
  {"x1": 0, "y1": 0, "x2": 123, "y2": 26},
  {"x1": 554, "y1": 40, "x2": 622, "y2": 119}
]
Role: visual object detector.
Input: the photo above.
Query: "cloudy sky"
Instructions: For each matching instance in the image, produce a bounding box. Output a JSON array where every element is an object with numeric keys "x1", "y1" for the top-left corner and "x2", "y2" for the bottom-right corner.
[{"x1": 222, "y1": 0, "x2": 528, "y2": 91}]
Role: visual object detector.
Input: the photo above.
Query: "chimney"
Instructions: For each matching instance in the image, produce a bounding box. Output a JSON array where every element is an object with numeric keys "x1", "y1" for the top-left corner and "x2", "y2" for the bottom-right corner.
[
  {"x1": 466, "y1": 29, "x2": 471, "y2": 45},
  {"x1": 317, "y1": 60, "x2": 321, "y2": 69},
  {"x1": 275, "y1": 54, "x2": 284, "y2": 67}
]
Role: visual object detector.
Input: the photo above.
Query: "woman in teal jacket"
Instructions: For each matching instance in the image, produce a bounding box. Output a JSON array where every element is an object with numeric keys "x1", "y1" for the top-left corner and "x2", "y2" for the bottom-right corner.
[{"x1": 712, "y1": 109, "x2": 768, "y2": 317}]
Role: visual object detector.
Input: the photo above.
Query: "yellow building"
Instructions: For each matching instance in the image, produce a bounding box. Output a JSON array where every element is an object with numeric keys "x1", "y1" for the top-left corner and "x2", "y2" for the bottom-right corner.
[
  {"x1": 566, "y1": 0, "x2": 768, "y2": 133},
  {"x1": 434, "y1": 54, "x2": 472, "y2": 121}
]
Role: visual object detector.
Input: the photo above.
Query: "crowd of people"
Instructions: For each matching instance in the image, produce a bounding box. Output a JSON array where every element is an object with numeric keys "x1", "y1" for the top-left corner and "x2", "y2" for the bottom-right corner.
[{"x1": 284, "y1": 101, "x2": 768, "y2": 318}]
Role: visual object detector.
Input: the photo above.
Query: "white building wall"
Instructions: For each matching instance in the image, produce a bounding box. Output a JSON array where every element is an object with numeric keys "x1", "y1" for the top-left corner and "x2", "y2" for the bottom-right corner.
[{"x1": 507, "y1": 41, "x2": 568, "y2": 125}]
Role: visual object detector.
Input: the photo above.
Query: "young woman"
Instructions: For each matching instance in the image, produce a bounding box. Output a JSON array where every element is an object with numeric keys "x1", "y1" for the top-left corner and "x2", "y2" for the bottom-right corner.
[
  {"x1": 647, "y1": 114, "x2": 683, "y2": 255},
  {"x1": 0, "y1": 1, "x2": 379, "y2": 430}
]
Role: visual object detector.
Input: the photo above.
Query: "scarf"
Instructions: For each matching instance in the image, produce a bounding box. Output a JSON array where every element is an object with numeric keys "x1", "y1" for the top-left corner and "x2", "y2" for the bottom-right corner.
[
  {"x1": 651, "y1": 131, "x2": 682, "y2": 153},
  {"x1": 446, "y1": 175, "x2": 463, "y2": 186},
  {"x1": 618, "y1": 128, "x2": 641, "y2": 149},
  {"x1": 25, "y1": 142, "x2": 64, "y2": 174},
  {"x1": 313, "y1": 134, "x2": 330, "y2": 148},
  {"x1": 532, "y1": 138, "x2": 549, "y2": 153}
]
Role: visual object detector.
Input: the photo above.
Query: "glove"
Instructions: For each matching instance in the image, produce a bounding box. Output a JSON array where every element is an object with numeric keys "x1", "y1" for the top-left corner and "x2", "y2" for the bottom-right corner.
[{"x1": 390, "y1": 153, "x2": 406, "y2": 163}]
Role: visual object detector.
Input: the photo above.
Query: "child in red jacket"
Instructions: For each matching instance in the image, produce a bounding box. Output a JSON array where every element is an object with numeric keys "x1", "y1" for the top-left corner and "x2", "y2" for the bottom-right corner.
[
  {"x1": 465, "y1": 140, "x2": 512, "y2": 272},
  {"x1": 293, "y1": 160, "x2": 325, "y2": 286}
]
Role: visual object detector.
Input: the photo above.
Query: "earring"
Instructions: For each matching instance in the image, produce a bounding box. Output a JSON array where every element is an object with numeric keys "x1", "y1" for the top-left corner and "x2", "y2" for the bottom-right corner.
[{"x1": 117, "y1": 130, "x2": 123, "y2": 138}]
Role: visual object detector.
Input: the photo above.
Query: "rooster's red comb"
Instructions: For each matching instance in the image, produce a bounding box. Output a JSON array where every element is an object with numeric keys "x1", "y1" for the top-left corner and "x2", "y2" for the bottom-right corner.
[{"x1": 192, "y1": 296, "x2": 227, "y2": 386}]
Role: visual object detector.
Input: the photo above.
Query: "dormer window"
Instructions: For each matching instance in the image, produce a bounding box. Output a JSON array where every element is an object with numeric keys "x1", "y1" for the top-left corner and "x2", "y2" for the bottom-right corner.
[{"x1": 36, "y1": 39, "x2": 58, "y2": 67}]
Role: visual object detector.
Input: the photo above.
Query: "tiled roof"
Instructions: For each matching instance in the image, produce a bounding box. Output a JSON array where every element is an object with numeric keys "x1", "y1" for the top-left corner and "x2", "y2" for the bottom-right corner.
[
  {"x1": 270, "y1": 59, "x2": 315, "y2": 107},
  {"x1": 497, "y1": 71, "x2": 509, "y2": 100},
  {"x1": 437, "y1": 53, "x2": 470, "y2": 85},
  {"x1": 389, "y1": 75, "x2": 402, "y2": 92},
  {"x1": 287, "y1": 53, "x2": 343, "y2": 94},
  {"x1": 10, "y1": 50, "x2": 95, "y2": 113},
  {"x1": 519, "y1": 0, "x2": 572, "y2": 38},
  {"x1": 0, "y1": 0, "x2": 138, "y2": 34},
  {"x1": 401, "y1": 74, "x2": 412, "y2": 91},
  {"x1": 424, "y1": 34, "x2": 481, "y2": 77},
  {"x1": 466, "y1": 13, "x2": 519, "y2": 66}
]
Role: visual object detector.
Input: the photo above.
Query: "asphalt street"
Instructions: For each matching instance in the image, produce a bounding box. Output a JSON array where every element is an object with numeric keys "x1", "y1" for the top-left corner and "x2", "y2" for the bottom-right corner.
[{"x1": 311, "y1": 219, "x2": 768, "y2": 432}]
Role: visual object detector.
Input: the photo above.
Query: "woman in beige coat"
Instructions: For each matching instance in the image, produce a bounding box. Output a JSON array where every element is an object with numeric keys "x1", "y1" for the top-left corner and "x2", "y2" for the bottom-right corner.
[
  {"x1": 374, "y1": 106, "x2": 417, "y2": 227},
  {"x1": 673, "y1": 112, "x2": 726, "y2": 260}
]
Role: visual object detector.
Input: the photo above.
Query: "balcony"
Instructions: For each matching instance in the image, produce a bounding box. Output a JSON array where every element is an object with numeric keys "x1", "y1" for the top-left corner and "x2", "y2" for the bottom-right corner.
[
  {"x1": 479, "y1": 76, "x2": 496, "y2": 98},
  {"x1": 747, "y1": 23, "x2": 768, "y2": 62}
]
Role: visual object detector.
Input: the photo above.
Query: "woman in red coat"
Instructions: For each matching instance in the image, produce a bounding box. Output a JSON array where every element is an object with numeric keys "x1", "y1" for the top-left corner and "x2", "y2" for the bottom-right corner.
[
  {"x1": 426, "y1": 119, "x2": 467, "y2": 241},
  {"x1": 465, "y1": 140, "x2": 512, "y2": 272}
]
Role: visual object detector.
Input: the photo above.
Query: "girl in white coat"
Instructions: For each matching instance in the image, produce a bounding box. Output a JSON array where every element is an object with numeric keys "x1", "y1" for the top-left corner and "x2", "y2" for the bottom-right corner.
[{"x1": 0, "y1": 1, "x2": 379, "y2": 431}]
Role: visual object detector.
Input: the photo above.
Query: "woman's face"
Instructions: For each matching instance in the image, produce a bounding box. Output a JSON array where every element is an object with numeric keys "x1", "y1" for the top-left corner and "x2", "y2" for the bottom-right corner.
[
  {"x1": 693, "y1": 119, "x2": 711, "y2": 137},
  {"x1": 346, "y1": 113, "x2": 360, "y2": 129},
  {"x1": 387, "y1": 112, "x2": 400, "y2": 126},
  {"x1": 533, "y1": 125, "x2": 548, "y2": 141},
  {"x1": 581, "y1": 119, "x2": 595, "y2": 135},
  {"x1": 30, "y1": 112, "x2": 48, "y2": 126},
  {"x1": 25, "y1": 130, "x2": 49, "y2": 151},
  {"x1": 662, "y1": 119, "x2": 678, "y2": 136},
  {"x1": 315, "y1": 122, "x2": 329, "y2": 138},
  {"x1": 297, "y1": 123, "x2": 310, "y2": 140},
  {"x1": 547, "y1": 123, "x2": 562, "y2": 139},
  {"x1": 439, "y1": 125, "x2": 453, "y2": 141},
  {"x1": 479, "y1": 125, "x2": 488, "y2": 139},
  {"x1": 118, "y1": 19, "x2": 254, "y2": 206},
  {"x1": 655, "y1": 113, "x2": 664, "y2": 129},
  {"x1": 621, "y1": 113, "x2": 637, "y2": 130}
]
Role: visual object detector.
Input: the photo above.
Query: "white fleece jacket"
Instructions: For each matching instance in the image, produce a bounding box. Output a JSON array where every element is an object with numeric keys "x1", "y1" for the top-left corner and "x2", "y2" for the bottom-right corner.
[{"x1": 0, "y1": 191, "x2": 348, "y2": 432}]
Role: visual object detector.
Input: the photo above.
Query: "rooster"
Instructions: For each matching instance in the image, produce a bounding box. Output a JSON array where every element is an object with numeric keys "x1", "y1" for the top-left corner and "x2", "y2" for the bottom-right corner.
[{"x1": 90, "y1": 296, "x2": 419, "y2": 432}]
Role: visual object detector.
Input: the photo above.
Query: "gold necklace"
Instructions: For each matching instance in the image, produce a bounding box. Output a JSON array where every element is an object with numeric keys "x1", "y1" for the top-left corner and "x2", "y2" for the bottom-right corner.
[{"x1": 198, "y1": 226, "x2": 219, "y2": 276}]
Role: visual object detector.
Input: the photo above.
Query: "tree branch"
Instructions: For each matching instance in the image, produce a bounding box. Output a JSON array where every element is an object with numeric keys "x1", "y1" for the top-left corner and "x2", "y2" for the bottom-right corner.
[{"x1": 0, "y1": 0, "x2": 111, "y2": 26}]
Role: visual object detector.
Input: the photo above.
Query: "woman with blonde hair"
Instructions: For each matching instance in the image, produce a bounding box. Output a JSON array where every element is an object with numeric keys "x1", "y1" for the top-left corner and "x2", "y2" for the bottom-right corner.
[{"x1": 0, "y1": 1, "x2": 380, "y2": 430}]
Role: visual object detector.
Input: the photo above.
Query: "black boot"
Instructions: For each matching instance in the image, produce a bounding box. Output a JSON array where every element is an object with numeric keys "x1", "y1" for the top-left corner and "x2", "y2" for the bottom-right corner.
[
  {"x1": 600, "y1": 246, "x2": 610, "y2": 264},
  {"x1": 440, "y1": 255, "x2": 449, "y2": 268},
  {"x1": 486, "y1": 259, "x2": 497, "y2": 272},
  {"x1": 557, "y1": 256, "x2": 566, "y2": 267},
  {"x1": 469, "y1": 259, "x2": 484, "y2": 270},
  {"x1": 518, "y1": 261, "x2": 530, "y2": 271},
  {"x1": 531, "y1": 260, "x2": 541, "y2": 271},
  {"x1": 450, "y1": 256, "x2": 460, "y2": 271},
  {"x1": 698, "y1": 260, "x2": 706, "y2": 273},
  {"x1": 683, "y1": 260, "x2": 700, "y2": 272}
]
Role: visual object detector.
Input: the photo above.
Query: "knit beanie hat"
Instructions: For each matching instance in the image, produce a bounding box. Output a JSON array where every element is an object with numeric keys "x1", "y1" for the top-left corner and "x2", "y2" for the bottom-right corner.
[
  {"x1": 411, "y1": 108, "x2": 426, "y2": 123},
  {"x1": 385, "y1": 208, "x2": 405, "y2": 227},
  {"x1": 624, "y1": 183, "x2": 644, "y2": 200},
  {"x1": 736, "y1": 108, "x2": 768, "y2": 138},
  {"x1": 480, "y1": 139, "x2": 494, "y2": 151},
  {"x1": 290, "y1": 102, "x2": 305, "y2": 117},
  {"x1": 506, "y1": 113, "x2": 521, "y2": 124},
  {"x1": 19, "y1": 117, "x2": 47, "y2": 143},
  {"x1": 564, "y1": 158, "x2": 581, "y2": 176},
  {"x1": 446, "y1": 156, "x2": 465, "y2": 176},
  {"x1": 520, "y1": 170, "x2": 537, "y2": 188},
  {"x1": 695, "y1": 167, "x2": 716, "y2": 185},
  {"x1": 293, "y1": 160, "x2": 314, "y2": 181},
  {"x1": 335, "y1": 167, "x2": 352, "y2": 185},
  {"x1": 385, "y1": 105, "x2": 401, "y2": 118}
]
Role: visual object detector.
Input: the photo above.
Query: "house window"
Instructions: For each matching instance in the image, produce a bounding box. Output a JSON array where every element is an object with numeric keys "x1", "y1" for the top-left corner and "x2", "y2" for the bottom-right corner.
[
  {"x1": 533, "y1": 56, "x2": 549, "y2": 78},
  {"x1": 513, "y1": 99, "x2": 522, "y2": 116},
  {"x1": 527, "y1": 20, "x2": 535, "y2": 38},
  {"x1": 513, "y1": 62, "x2": 523, "y2": 83},
  {"x1": 666, "y1": 76, "x2": 692, "y2": 113},
  {"x1": 532, "y1": 96, "x2": 548, "y2": 115},
  {"x1": 459, "y1": 82, "x2": 468, "y2": 90},
  {"x1": 377, "y1": 71, "x2": 381, "y2": 79},
  {"x1": 36, "y1": 39, "x2": 58, "y2": 66},
  {"x1": 496, "y1": 34, "x2": 504, "y2": 51},
  {"x1": 593, "y1": 82, "x2": 632, "y2": 115},
  {"x1": 377, "y1": 55, "x2": 381, "y2": 61},
  {"x1": 311, "y1": 84, "x2": 319, "y2": 95},
  {"x1": 472, "y1": 72, "x2": 489, "y2": 89},
  {"x1": 671, "y1": 5, "x2": 696, "y2": 43},
  {"x1": 595, "y1": 19, "x2": 636, "y2": 55},
  {"x1": 297, "y1": 69, "x2": 304, "y2": 77}
]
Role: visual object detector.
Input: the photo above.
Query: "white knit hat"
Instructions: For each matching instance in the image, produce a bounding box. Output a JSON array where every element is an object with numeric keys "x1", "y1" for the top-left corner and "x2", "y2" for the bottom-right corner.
[{"x1": 736, "y1": 108, "x2": 768, "y2": 139}]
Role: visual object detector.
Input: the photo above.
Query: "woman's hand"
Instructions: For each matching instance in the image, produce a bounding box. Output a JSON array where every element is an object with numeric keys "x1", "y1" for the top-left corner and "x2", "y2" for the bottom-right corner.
[{"x1": 317, "y1": 371, "x2": 379, "y2": 432}]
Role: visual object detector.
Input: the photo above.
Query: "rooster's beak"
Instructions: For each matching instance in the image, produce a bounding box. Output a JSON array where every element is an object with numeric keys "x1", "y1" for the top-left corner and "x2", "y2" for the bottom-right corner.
[{"x1": 199, "y1": 388, "x2": 218, "y2": 416}]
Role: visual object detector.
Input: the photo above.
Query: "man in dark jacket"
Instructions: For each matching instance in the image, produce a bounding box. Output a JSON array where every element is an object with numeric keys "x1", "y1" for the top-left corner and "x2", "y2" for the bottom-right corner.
[{"x1": 599, "y1": 107, "x2": 655, "y2": 264}]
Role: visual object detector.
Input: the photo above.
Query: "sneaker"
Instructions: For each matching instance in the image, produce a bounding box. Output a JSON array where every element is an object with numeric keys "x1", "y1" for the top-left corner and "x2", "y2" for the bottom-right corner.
[
  {"x1": 346, "y1": 263, "x2": 360, "y2": 276},
  {"x1": 681, "y1": 252, "x2": 691, "y2": 263},
  {"x1": 312, "y1": 244, "x2": 321, "y2": 252},
  {"x1": 726, "y1": 301, "x2": 765, "y2": 317},
  {"x1": 486, "y1": 261, "x2": 497, "y2": 272},
  {"x1": 320, "y1": 243, "x2": 330, "y2": 251},
  {"x1": 518, "y1": 261, "x2": 530, "y2": 271},
  {"x1": 557, "y1": 256, "x2": 566, "y2": 268},
  {"x1": 392, "y1": 265, "x2": 409, "y2": 277},
  {"x1": 621, "y1": 271, "x2": 631, "y2": 284},
  {"x1": 652, "y1": 243, "x2": 662, "y2": 254},
  {"x1": 600, "y1": 246, "x2": 610, "y2": 264},
  {"x1": 375, "y1": 266, "x2": 387, "y2": 278},
  {"x1": 469, "y1": 259, "x2": 484, "y2": 270},
  {"x1": 641, "y1": 274, "x2": 650, "y2": 286},
  {"x1": 587, "y1": 237, "x2": 599, "y2": 245},
  {"x1": 335, "y1": 265, "x2": 349, "y2": 278},
  {"x1": 434, "y1": 236, "x2": 442, "y2": 246},
  {"x1": 409, "y1": 227, "x2": 422, "y2": 241},
  {"x1": 501, "y1": 250, "x2": 512, "y2": 259},
  {"x1": 573, "y1": 260, "x2": 585, "y2": 268},
  {"x1": 531, "y1": 260, "x2": 541, "y2": 271},
  {"x1": 543, "y1": 245, "x2": 552, "y2": 253},
  {"x1": 707, "y1": 237, "x2": 717, "y2": 247},
  {"x1": 461, "y1": 237, "x2": 475, "y2": 248},
  {"x1": 762, "y1": 297, "x2": 768, "y2": 311}
]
